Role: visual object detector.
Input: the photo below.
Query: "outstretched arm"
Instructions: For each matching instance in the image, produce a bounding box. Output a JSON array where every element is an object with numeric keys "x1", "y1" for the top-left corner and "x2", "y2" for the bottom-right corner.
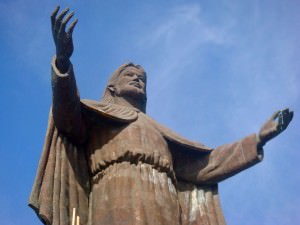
[
  {"x1": 174, "y1": 108, "x2": 293, "y2": 185},
  {"x1": 174, "y1": 134, "x2": 262, "y2": 185},
  {"x1": 50, "y1": 6, "x2": 86, "y2": 143}
]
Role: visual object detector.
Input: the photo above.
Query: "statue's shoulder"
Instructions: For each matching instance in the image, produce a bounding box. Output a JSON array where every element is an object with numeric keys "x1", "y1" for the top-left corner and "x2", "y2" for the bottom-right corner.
[
  {"x1": 80, "y1": 99, "x2": 138, "y2": 123},
  {"x1": 140, "y1": 113, "x2": 213, "y2": 153}
]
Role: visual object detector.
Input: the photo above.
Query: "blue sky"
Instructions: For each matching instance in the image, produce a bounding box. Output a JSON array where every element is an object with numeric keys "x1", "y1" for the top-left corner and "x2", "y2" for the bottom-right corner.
[{"x1": 0, "y1": 0, "x2": 299, "y2": 224}]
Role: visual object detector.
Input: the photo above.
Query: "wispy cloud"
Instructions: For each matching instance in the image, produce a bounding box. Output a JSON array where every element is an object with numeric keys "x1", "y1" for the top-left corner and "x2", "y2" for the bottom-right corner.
[
  {"x1": 137, "y1": 3, "x2": 234, "y2": 95},
  {"x1": 141, "y1": 4, "x2": 230, "y2": 47}
]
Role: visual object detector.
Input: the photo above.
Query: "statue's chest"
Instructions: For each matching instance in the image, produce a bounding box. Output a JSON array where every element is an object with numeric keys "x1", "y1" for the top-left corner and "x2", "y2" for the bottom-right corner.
[
  {"x1": 116, "y1": 115, "x2": 169, "y2": 153},
  {"x1": 88, "y1": 114, "x2": 172, "y2": 163}
]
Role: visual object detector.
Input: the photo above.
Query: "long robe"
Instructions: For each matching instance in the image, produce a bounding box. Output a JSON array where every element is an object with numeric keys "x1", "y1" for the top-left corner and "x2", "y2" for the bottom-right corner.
[{"x1": 29, "y1": 59, "x2": 263, "y2": 225}]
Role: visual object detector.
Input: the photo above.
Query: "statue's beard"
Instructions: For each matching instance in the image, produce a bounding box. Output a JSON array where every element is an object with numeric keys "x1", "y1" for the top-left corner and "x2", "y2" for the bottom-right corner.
[
  {"x1": 114, "y1": 88, "x2": 147, "y2": 111},
  {"x1": 117, "y1": 87, "x2": 146, "y2": 102}
]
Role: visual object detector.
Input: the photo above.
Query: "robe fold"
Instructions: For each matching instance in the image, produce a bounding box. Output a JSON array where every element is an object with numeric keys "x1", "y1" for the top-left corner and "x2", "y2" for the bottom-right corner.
[
  {"x1": 30, "y1": 101, "x2": 262, "y2": 225},
  {"x1": 29, "y1": 111, "x2": 90, "y2": 225},
  {"x1": 30, "y1": 58, "x2": 263, "y2": 225}
]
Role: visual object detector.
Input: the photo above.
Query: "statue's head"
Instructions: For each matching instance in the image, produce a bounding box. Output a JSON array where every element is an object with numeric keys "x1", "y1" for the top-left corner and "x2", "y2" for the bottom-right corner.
[{"x1": 101, "y1": 63, "x2": 147, "y2": 111}]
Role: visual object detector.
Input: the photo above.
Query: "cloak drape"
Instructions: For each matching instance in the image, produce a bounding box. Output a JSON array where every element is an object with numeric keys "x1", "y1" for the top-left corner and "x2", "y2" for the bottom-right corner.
[
  {"x1": 29, "y1": 110, "x2": 90, "y2": 225},
  {"x1": 29, "y1": 102, "x2": 232, "y2": 225}
]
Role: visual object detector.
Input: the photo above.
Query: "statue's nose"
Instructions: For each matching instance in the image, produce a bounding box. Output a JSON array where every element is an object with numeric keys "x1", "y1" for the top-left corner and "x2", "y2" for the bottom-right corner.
[{"x1": 132, "y1": 74, "x2": 139, "y2": 80}]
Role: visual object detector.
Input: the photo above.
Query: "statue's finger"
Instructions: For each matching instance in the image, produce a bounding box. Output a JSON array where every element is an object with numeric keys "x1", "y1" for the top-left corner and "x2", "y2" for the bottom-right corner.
[
  {"x1": 277, "y1": 115, "x2": 284, "y2": 129},
  {"x1": 67, "y1": 18, "x2": 78, "y2": 36},
  {"x1": 60, "y1": 12, "x2": 74, "y2": 34},
  {"x1": 282, "y1": 108, "x2": 289, "y2": 116},
  {"x1": 290, "y1": 110, "x2": 294, "y2": 121},
  {"x1": 283, "y1": 111, "x2": 294, "y2": 125},
  {"x1": 271, "y1": 110, "x2": 281, "y2": 120},
  {"x1": 278, "y1": 111, "x2": 293, "y2": 131},
  {"x1": 51, "y1": 6, "x2": 60, "y2": 27},
  {"x1": 54, "y1": 8, "x2": 69, "y2": 36},
  {"x1": 56, "y1": 7, "x2": 70, "y2": 23}
]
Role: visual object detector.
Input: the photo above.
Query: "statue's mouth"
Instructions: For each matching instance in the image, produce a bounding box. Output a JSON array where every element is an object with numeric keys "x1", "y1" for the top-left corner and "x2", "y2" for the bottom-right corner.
[{"x1": 130, "y1": 82, "x2": 142, "y2": 89}]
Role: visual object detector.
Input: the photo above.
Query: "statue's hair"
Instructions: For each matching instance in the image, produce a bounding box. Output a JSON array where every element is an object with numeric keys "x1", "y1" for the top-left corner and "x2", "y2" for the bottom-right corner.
[{"x1": 101, "y1": 62, "x2": 147, "y2": 107}]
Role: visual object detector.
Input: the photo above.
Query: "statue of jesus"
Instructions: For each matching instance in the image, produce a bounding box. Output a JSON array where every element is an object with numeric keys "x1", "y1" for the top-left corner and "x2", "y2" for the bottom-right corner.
[{"x1": 29, "y1": 6, "x2": 293, "y2": 225}]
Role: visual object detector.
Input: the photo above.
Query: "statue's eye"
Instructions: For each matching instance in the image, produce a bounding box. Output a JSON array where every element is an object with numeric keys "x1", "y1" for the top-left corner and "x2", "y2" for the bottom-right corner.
[{"x1": 125, "y1": 73, "x2": 133, "y2": 77}]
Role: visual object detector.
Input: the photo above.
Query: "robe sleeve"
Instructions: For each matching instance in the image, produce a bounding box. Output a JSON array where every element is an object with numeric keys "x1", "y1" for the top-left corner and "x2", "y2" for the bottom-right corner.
[
  {"x1": 173, "y1": 133, "x2": 263, "y2": 185},
  {"x1": 51, "y1": 56, "x2": 87, "y2": 143}
]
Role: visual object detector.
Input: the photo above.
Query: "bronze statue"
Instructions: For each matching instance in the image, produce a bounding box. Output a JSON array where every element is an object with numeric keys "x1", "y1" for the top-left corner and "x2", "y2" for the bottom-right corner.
[{"x1": 29, "y1": 6, "x2": 293, "y2": 225}]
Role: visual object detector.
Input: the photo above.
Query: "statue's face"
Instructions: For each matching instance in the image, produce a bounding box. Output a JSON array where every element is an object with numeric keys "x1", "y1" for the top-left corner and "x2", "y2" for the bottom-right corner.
[{"x1": 114, "y1": 66, "x2": 147, "y2": 100}]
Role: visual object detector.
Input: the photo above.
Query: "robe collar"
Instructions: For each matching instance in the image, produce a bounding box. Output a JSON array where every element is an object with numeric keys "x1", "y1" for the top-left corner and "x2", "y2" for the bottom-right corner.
[{"x1": 81, "y1": 99, "x2": 212, "y2": 153}]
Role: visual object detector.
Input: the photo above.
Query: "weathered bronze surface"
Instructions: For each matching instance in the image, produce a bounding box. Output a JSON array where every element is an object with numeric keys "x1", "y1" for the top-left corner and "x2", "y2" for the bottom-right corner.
[{"x1": 29, "y1": 7, "x2": 293, "y2": 225}]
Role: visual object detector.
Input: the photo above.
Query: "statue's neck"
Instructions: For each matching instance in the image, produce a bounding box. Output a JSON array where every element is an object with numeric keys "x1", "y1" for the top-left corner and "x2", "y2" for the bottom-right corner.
[{"x1": 113, "y1": 96, "x2": 146, "y2": 113}]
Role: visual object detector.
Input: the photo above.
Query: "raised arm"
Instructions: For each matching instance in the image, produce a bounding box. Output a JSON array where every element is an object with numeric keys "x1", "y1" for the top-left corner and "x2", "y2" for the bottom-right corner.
[{"x1": 50, "y1": 6, "x2": 86, "y2": 143}]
